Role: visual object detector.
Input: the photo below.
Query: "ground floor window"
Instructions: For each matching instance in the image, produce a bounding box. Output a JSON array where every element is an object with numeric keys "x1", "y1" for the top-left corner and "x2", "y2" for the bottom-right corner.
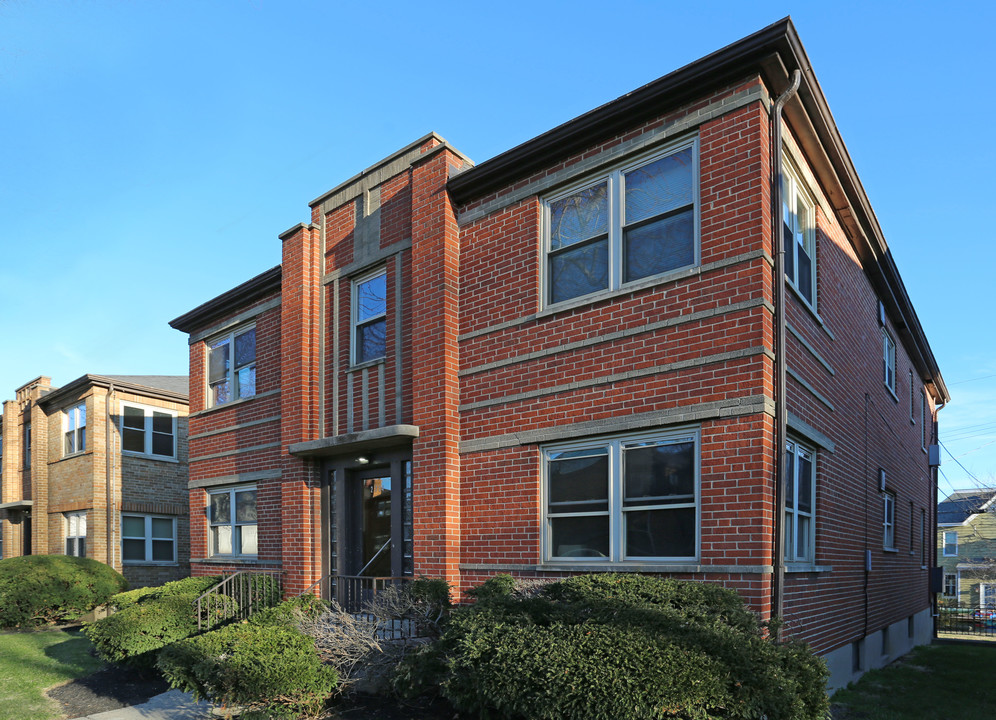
[
  {"x1": 543, "y1": 428, "x2": 698, "y2": 562},
  {"x1": 208, "y1": 486, "x2": 257, "y2": 557},
  {"x1": 65, "y1": 511, "x2": 86, "y2": 557},
  {"x1": 122, "y1": 514, "x2": 176, "y2": 563},
  {"x1": 784, "y1": 439, "x2": 815, "y2": 562},
  {"x1": 943, "y1": 573, "x2": 957, "y2": 597}
]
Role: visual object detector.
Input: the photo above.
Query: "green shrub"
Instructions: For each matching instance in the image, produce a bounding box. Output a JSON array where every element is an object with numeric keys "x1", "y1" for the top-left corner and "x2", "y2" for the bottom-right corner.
[
  {"x1": 396, "y1": 574, "x2": 829, "y2": 720},
  {"x1": 158, "y1": 620, "x2": 338, "y2": 718},
  {"x1": 110, "y1": 576, "x2": 221, "y2": 610},
  {"x1": 85, "y1": 591, "x2": 236, "y2": 668},
  {"x1": 247, "y1": 593, "x2": 328, "y2": 628},
  {"x1": 0, "y1": 555, "x2": 128, "y2": 628}
]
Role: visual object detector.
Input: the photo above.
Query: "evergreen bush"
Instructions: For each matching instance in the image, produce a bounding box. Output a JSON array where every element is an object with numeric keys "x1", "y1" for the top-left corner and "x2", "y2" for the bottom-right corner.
[
  {"x1": 0, "y1": 555, "x2": 128, "y2": 628},
  {"x1": 110, "y1": 576, "x2": 221, "y2": 610}
]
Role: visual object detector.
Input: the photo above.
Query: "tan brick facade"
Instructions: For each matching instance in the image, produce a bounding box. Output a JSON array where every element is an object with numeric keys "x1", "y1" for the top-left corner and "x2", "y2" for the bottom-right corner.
[{"x1": 0, "y1": 375, "x2": 190, "y2": 588}]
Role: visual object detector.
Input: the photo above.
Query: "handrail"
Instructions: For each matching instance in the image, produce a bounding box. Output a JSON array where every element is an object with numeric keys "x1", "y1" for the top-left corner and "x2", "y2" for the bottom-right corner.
[
  {"x1": 356, "y1": 538, "x2": 392, "y2": 577},
  {"x1": 194, "y1": 569, "x2": 282, "y2": 632}
]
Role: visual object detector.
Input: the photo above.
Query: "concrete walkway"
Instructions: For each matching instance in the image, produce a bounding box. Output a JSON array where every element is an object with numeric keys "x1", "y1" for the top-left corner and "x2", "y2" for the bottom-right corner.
[{"x1": 72, "y1": 689, "x2": 214, "y2": 720}]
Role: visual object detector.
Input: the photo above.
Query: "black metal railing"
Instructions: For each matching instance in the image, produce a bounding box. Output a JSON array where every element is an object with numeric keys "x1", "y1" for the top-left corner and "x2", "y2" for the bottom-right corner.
[
  {"x1": 195, "y1": 570, "x2": 283, "y2": 631},
  {"x1": 303, "y1": 574, "x2": 411, "y2": 614},
  {"x1": 937, "y1": 604, "x2": 996, "y2": 638}
]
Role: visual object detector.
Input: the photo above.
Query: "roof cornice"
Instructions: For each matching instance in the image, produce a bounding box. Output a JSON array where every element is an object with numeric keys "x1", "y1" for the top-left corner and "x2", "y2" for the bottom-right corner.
[
  {"x1": 38, "y1": 374, "x2": 188, "y2": 409},
  {"x1": 169, "y1": 265, "x2": 282, "y2": 334}
]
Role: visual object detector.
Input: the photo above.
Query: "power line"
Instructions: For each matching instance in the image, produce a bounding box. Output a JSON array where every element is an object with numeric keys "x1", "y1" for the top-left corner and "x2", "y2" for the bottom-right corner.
[{"x1": 940, "y1": 441, "x2": 983, "y2": 486}]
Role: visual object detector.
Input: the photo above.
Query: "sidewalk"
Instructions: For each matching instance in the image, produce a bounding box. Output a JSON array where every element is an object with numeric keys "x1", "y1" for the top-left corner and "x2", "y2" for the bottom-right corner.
[{"x1": 73, "y1": 690, "x2": 214, "y2": 720}]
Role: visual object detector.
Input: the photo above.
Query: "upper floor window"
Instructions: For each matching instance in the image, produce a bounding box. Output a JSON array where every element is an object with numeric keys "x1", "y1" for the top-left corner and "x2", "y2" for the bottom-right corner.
[
  {"x1": 544, "y1": 139, "x2": 698, "y2": 306},
  {"x1": 943, "y1": 530, "x2": 958, "y2": 557},
  {"x1": 23, "y1": 423, "x2": 31, "y2": 469},
  {"x1": 64, "y1": 403, "x2": 86, "y2": 455},
  {"x1": 782, "y1": 161, "x2": 816, "y2": 306},
  {"x1": 882, "y1": 329, "x2": 896, "y2": 394},
  {"x1": 352, "y1": 269, "x2": 387, "y2": 364},
  {"x1": 208, "y1": 485, "x2": 257, "y2": 557},
  {"x1": 121, "y1": 403, "x2": 176, "y2": 459},
  {"x1": 544, "y1": 428, "x2": 698, "y2": 563},
  {"x1": 65, "y1": 511, "x2": 86, "y2": 557},
  {"x1": 785, "y1": 439, "x2": 816, "y2": 562},
  {"x1": 208, "y1": 325, "x2": 256, "y2": 407},
  {"x1": 883, "y1": 491, "x2": 896, "y2": 549}
]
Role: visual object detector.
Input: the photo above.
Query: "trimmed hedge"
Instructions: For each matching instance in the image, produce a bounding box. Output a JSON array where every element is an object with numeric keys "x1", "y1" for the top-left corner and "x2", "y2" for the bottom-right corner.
[
  {"x1": 110, "y1": 576, "x2": 220, "y2": 610},
  {"x1": 397, "y1": 574, "x2": 829, "y2": 720},
  {"x1": 0, "y1": 555, "x2": 128, "y2": 628},
  {"x1": 159, "y1": 599, "x2": 338, "y2": 718},
  {"x1": 85, "y1": 591, "x2": 236, "y2": 668}
]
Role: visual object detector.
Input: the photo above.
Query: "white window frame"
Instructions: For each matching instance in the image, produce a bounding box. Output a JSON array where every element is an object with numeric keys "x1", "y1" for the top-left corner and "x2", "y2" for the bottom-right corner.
[
  {"x1": 120, "y1": 402, "x2": 178, "y2": 460},
  {"x1": 782, "y1": 158, "x2": 817, "y2": 309},
  {"x1": 882, "y1": 329, "x2": 897, "y2": 395},
  {"x1": 785, "y1": 439, "x2": 816, "y2": 563},
  {"x1": 943, "y1": 530, "x2": 958, "y2": 557},
  {"x1": 65, "y1": 511, "x2": 86, "y2": 557},
  {"x1": 943, "y1": 573, "x2": 957, "y2": 598},
  {"x1": 208, "y1": 485, "x2": 258, "y2": 558},
  {"x1": 883, "y1": 491, "x2": 896, "y2": 550},
  {"x1": 64, "y1": 402, "x2": 87, "y2": 456},
  {"x1": 542, "y1": 137, "x2": 700, "y2": 308},
  {"x1": 542, "y1": 428, "x2": 700, "y2": 564},
  {"x1": 351, "y1": 268, "x2": 388, "y2": 366},
  {"x1": 121, "y1": 514, "x2": 177, "y2": 564},
  {"x1": 207, "y1": 324, "x2": 257, "y2": 407}
]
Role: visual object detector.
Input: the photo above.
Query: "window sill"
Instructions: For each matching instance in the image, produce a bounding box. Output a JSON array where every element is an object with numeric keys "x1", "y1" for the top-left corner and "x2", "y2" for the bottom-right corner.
[
  {"x1": 787, "y1": 282, "x2": 834, "y2": 340},
  {"x1": 122, "y1": 451, "x2": 178, "y2": 464},
  {"x1": 884, "y1": 547, "x2": 899, "y2": 553},
  {"x1": 539, "y1": 263, "x2": 698, "y2": 318},
  {"x1": 193, "y1": 556, "x2": 278, "y2": 566},
  {"x1": 192, "y1": 389, "x2": 278, "y2": 418},
  {"x1": 123, "y1": 562, "x2": 179, "y2": 567},
  {"x1": 785, "y1": 563, "x2": 832, "y2": 573},
  {"x1": 52, "y1": 451, "x2": 91, "y2": 465},
  {"x1": 885, "y1": 385, "x2": 899, "y2": 403},
  {"x1": 347, "y1": 358, "x2": 386, "y2": 373}
]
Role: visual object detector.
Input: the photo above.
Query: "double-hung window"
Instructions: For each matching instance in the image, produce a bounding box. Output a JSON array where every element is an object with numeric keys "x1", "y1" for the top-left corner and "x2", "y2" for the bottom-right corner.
[
  {"x1": 544, "y1": 429, "x2": 698, "y2": 562},
  {"x1": 943, "y1": 530, "x2": 958, "y2": 557},
  {"x1": 121, "y1": 403, "x2": 177, "y2": 459},
  {"x1": 208, "y1": 326, "x2": 256, "y2": 406},
  {"x1": 352, "y1": 269, "x2": 387, "y2": 364},
  {"x1": 943, "y1": 573, "x2": 957, "y2": 597},
  {"x1": 64, "y1": 403, "x2": 86, "y2": 455},
  {"x1": 782, "y1": 161, "x2": 816, "y2": 306},
  {"x1": 544, "y1": 139, "x2": 698, "y2": 306},
  {"x1": 882, "y1": 330, "x2": 896, "y2": 394},
  {"x1": 208, "y1": 486, "x2": 257, "y2": 557},
  {"x1": 122, "y1": 514, "x2": 176, "y2": 563},
  {"x1": 65, "y1": 511, "x2": 86, "y2": 557},
  {"x1": 785, "y1": 439, "x2": 816, "y2": 562},
  {"x1": 883, "y1": 492, "x2": 896, "y2": 549}
]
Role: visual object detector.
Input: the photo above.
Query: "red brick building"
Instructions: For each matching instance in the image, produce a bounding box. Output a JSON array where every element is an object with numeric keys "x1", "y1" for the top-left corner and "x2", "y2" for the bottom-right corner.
[{"x1": 170, "y1": 19, "x2": 948, "y2": 689}]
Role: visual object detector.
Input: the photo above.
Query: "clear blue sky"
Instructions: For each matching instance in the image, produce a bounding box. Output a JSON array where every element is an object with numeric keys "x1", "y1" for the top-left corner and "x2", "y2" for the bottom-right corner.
[{"x1": 1, "y1": 1, "x2": 993, "y2": 496}]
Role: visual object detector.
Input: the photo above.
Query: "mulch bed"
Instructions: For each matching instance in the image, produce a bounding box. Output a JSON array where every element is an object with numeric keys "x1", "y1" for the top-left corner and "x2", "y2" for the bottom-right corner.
[{"x1": 47, "y1": 665, "x2": 168, "y2": 718}]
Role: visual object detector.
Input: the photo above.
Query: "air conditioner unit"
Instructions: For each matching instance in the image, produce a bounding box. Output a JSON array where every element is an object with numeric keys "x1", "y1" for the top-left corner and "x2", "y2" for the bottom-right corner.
[{"x1": 878, "y1": 468, "x2": 887, "y2": 492}]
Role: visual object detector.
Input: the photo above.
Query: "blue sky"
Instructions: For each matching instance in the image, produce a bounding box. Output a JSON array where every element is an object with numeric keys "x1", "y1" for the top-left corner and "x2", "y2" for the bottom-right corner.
[{"x1": 1, "y1": 1, "x2": 993, "y2": 496}]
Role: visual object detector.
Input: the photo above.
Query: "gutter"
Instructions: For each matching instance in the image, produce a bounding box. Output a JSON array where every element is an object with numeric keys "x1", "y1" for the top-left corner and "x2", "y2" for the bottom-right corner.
[{"x1": 771, "y1": 68, "x2": 801, "y2": 628}]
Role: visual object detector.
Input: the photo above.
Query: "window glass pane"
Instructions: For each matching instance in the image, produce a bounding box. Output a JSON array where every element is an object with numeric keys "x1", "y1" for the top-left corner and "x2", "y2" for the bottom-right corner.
[
  {"x1": 785, "y1": 450, "x2": 796, "y2": 509},
  {"x1": 624, "y1": 147, "x2": 694, "y2": 225},
  {"x1": 796, "y1": 515, "x2": 811, "y2": 559},
  {"x1": 235, "y1": 490, "x2": 257, "y2": 523},
  {"x1": 152, "y1": 412, "x2": 172, "y2": 434},
  {"x1": 211, "y1": 380, "x2": 230, "y2": 406},
  {"x1": 65, "y1": 431, "x2": 75, "y2": 455},
  {"x1": 356, "y1": 274, "x2": 387, "y2": 322},
  {"x1": 550, "y1": 182, "x2": 608, "y2": 251},
  {"x1": 357, "y1": 319, "x2": 386, "y2": 363},
  {"x1": 212, "y1": 525, "x2": 232, "y2": 555},
  {"x1": 550, "y1": 515, "x2": 609, "y2": 558},
  {"x1": 152, "y1": 431, "x2": 174, "y2": 457},
  {"x1": 798, "y1": 452, "x2": 813, "y2": 513},
  {"x1": 67, "y1": 408, "x2": 77, "y2": 431},
  {"x1": 122, "y1": 516, "x2": 146, "y2": 537},
  {"x1": 209, "y1": 340, "x2": 230, "y2": 384},
  {"x1": 625, "y1": 507, "x2": 695, "y2": 558},
  {"x1": 239, "y1": 525, "x2": 258, "y2": 555},
  {"x1": 784, "y1": 510, "x2": 795, "y2": 558},
  {"x1": 123, "y1": 539, "x2": 146, "y2": 561},
  {"x1": 797, "y1": 245, "x2": 813, "y2": 303},
  {"x1": 79, "y1": 404, "x2": 86, "y2": 427},
  {"x1": 548, "y1": 453, "x2": 608, "y2": 513},
  {"x1": 234, "y1": 328, "x2": 256, "y2": 368},
  {"x1": 123, "y1": 405, "x2": 145, "y2": 430},
  {"x1": 623, "y1": 209, "x2": 694, "y2": 282},
  {"x1": 623, "y1": 441, "x2": 695, "y2": 506},
  {"x1": 236, "y1": 366, "x2": 257, "y2": 398},
  {"x1": 123, "y1": 427, "x2": 145, "y2": 453},
  {"x1": 211, "y1": 492, "x2": 231, "y2": 524},
  {"x1": 152, "y1": 540, "x2": 174, "y2": 562},
  {"x1": 549, "y1": 238, "x2": 609, "y2": 304},
  {"x1": 152, "y1": 518, "x2": 173, "y2": 539},
  {"x1": 77, "y1": 513, "x2": 87, "y2": 534},
  {"x1": 79, "y1": 427, "x2": 86, "y2": 452}
]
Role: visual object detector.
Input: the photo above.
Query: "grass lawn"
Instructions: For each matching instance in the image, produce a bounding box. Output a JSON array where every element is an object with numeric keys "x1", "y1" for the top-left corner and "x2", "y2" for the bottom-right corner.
[
  {"x1": 0, "y1": 629, "x2": 104, "y2": 720},
  {"x1": 831, "y1": 642, "x2": 996, "y2": 719}
]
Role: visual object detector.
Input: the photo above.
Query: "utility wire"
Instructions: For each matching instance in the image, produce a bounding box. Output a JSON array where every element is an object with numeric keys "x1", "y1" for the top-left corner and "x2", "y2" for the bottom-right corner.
[{"x1": 940, "y1": 441, "x2": 983, "y2": 486}]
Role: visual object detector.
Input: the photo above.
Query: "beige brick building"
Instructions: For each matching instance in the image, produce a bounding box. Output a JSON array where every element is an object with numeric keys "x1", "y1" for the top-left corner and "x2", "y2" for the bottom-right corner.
[{"x1": 0, "y1": 374, "x2": 190, "y2": 588}]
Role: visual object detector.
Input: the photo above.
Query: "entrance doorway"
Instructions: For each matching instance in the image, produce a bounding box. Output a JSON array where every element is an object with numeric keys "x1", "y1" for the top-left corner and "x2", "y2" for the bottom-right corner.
[{"x1": 353, "y1": 469, "x2": 393, "y2": 577}]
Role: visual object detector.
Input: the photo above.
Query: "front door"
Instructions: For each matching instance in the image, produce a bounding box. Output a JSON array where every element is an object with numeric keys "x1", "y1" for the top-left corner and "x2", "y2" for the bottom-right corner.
[{"x1": 354, "y1": 469, "x2": 393, "y2": 577}]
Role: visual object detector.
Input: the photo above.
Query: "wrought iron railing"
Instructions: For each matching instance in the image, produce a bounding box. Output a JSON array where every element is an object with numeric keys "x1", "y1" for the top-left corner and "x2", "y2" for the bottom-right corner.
[
  {"x1": 937, "y1": 604, "x2": 996, "y2": 638},
  {"x1": 303, "y1": 574, "x2": 411, "y2": 614},
  {"x1": 195, "y1": 570, "x2": 283, "y2": 632}
]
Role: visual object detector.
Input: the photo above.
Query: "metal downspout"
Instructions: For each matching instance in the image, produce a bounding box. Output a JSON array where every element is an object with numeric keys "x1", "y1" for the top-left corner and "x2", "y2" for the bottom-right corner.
[
  {"x1": 105, "y1": 383, "x2": 116, "y2": 569},
  {"x1": 771, "y1": 69, "x2": 801, "y2": 628}
]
